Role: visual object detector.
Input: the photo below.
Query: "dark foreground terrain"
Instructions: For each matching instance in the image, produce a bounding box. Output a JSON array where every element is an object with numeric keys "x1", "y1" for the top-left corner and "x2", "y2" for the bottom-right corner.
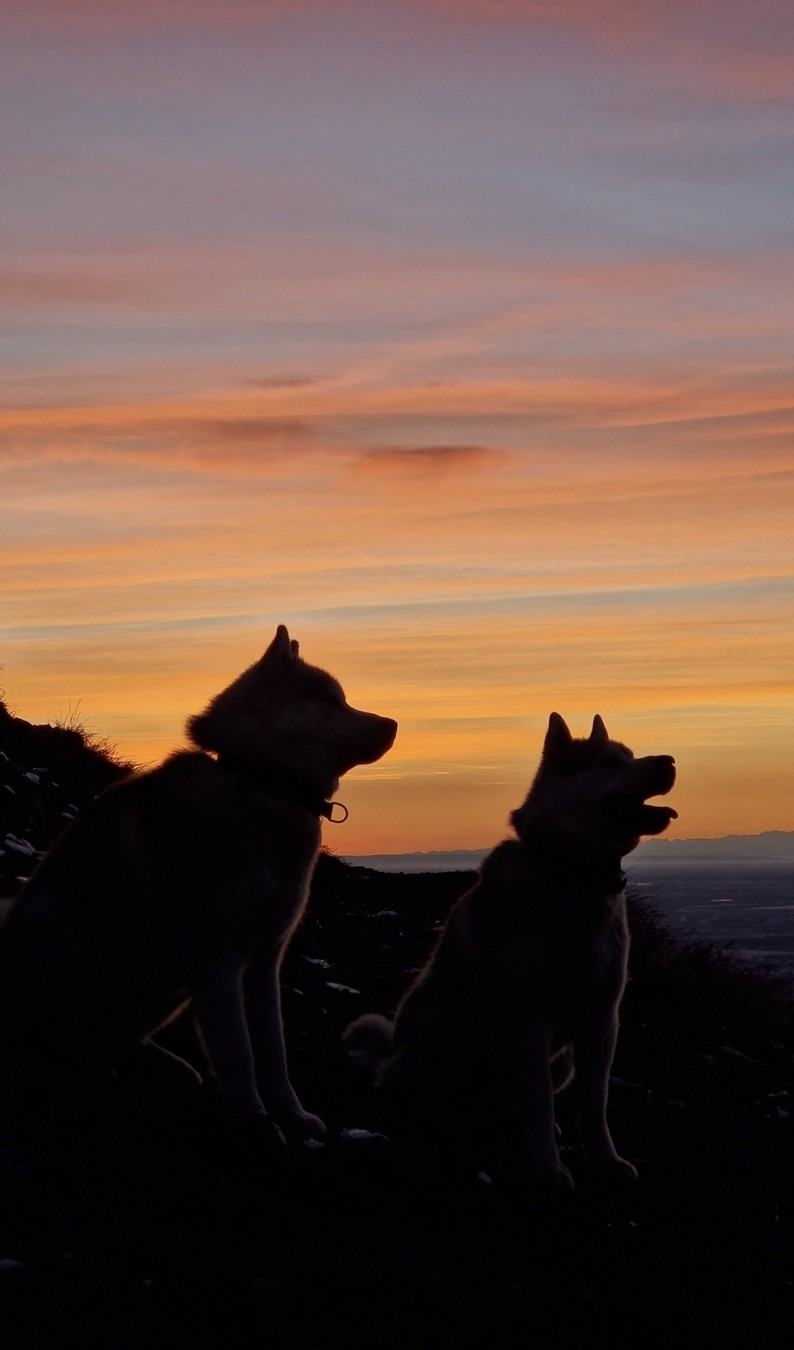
[{"x1": 0, "y1": 702, "x2": 792, "y2": 1348}]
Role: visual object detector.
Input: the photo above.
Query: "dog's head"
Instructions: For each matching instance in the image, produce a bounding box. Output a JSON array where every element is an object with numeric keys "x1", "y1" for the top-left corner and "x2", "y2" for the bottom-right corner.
[
  {"x1": 511, "y1": 712, "x2": 677, "y2": 860},
  {"x1": 187, "y1": 625, "x2": 397, "y2": 796}
]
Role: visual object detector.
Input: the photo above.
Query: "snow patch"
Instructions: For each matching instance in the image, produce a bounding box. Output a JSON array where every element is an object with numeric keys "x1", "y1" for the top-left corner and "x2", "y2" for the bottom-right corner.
[{"x1": 341, "y1": 1127, "x2": 389, "y2": 1142}]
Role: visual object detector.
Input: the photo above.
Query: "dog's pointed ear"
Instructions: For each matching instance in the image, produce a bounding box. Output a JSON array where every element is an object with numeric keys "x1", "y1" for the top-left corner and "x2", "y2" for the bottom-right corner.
[
  {"x1": 590, "y1": 714, "x2": 609, "y2": 743},
  {"x1": 544, "y1": 712, "x2": 572, "y2": 757},
  {"x1": 262, "y1": 625, "x2": 299, "y2": 666}
]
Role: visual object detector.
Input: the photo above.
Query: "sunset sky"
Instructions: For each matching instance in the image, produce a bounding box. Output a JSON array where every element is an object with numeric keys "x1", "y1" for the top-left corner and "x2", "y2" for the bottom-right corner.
[{"x1": 3, "y1": 0, "x2": 793, "y2": 854}]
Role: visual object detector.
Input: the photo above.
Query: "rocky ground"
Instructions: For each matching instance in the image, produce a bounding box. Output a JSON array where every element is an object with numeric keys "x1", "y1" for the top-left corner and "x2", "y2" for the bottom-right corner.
[{"x1": 0, "y1": 700, "x2": 792, "y2": 1348}]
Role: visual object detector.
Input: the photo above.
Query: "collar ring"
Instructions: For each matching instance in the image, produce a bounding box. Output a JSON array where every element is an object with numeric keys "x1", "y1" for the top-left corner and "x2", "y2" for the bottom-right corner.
[{"x1": 325, "y1": 800, "x2": 349, "y2": 824}]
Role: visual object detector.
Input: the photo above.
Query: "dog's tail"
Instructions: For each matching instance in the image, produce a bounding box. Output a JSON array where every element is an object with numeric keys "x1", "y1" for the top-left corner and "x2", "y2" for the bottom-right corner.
[{"x1": 343, "y1": 1012, "x2": 395, "y2": 1078}]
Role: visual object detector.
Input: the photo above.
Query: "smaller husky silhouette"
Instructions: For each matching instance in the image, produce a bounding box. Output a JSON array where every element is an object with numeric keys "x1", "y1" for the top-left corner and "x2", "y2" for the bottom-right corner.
[
  {"x1": 345, "y1": 713, "x2": 676, "y2": 1187},
  {"x1": 0, "y1": 626, "x2": 396, "y2": 1142}
]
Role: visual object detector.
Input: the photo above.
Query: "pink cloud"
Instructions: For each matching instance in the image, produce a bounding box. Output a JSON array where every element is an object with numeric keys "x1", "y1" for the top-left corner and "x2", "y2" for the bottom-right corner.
[
  {"x1": 9, "y1": 1, "x2": 318, "y2": 37},
  {"x1": 242, "y1": 376, "x2": 330, "y2": 390},
  {"x1": 9, "y1": 1, "x2": 793, "y2": 112},
  {"x1": 711, "y1": 52, "x2": 794, "y2": 104},
  {"x1": 353, "y1": 445, "x2": 503, "y2": 476},
  {"x1": 4, "y1": 240, "x2": 788, "y2": 335},
  {"x1": 434, "y1": 0, "x2": 794, "y2": 100}
]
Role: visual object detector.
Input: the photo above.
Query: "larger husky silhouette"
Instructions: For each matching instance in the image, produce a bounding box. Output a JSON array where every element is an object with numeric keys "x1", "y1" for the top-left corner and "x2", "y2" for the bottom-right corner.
[{"x1": 1, "y1": 626, "x2": 396, "y2": 1142}]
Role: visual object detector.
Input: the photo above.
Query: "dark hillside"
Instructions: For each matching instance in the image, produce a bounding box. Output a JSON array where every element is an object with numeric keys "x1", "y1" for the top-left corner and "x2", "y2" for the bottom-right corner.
[{"x1": 0, "y1": 702, "x2": 791, "y2": 1348}]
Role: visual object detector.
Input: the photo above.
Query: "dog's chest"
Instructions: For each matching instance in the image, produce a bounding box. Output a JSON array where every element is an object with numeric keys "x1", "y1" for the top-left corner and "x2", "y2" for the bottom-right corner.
[
  {"x1": 208, "y1": 802, "x2": 320, "y2": 946},
  {"x1": 134, "y1": 782, "x2": 322, "y2": 958},
  {"x1": 543, "y1": 889, "x2": 629, "y2": 1024}
]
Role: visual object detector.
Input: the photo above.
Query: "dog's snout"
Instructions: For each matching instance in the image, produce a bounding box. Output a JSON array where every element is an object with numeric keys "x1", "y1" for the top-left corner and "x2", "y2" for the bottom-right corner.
[
  {"x1": 656, "y1": 754, "x2": 676, "y2": 787},
  {"x1": 355, "y1": 712, "x2": 398, "y2": 762}
]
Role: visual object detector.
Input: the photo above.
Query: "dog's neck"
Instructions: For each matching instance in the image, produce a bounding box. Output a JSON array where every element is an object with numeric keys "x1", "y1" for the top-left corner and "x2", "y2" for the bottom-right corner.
[
  {"x1": 216, "y1": 756, "x2": 348, "y2": 823},
  {"x1": 517, "y1": 821, "x2": 626, "y2": 895}
]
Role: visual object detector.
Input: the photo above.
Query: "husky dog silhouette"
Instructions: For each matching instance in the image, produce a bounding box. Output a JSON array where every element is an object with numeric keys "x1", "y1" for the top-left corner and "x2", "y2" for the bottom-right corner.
[
  {"x1": 345, "y1": 713, "x2": 676, "y2": 1186},
  {"x1": 1, "y1": 626, "x2": 397, "y2": 1143}
]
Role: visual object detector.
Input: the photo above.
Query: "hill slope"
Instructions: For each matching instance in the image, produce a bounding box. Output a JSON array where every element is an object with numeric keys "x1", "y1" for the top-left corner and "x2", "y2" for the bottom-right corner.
[{"x1": 0, "y1": 702, "x2": 792, "y2": 1348}]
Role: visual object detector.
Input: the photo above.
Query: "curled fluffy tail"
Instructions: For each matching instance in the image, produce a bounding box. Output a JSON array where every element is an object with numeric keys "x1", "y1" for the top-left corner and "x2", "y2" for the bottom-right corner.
[{"x1": 343, "y1": 1012, "x2": 395, "y2": 1078}]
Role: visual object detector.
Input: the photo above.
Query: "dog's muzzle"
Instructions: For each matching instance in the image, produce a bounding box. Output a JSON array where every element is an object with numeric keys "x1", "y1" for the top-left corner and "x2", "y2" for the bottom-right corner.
[{"x1": 609, "y1": 755, "x2": 677, "y2": 837}]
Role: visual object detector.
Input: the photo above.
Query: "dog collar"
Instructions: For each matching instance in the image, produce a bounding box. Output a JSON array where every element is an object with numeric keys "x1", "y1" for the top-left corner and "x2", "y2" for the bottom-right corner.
[
  {"x1": 598, "y1": 866, "x2": 627, "y2": 894},
  {"x1": 216, "y1": 757, "x2": 349, "y2": 824},
  {"x1": 549, "y1": 861, "x2": 626, "y2": 896}
]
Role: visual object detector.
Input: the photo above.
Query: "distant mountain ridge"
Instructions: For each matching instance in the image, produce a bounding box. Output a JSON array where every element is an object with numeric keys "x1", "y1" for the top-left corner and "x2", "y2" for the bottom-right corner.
[
  {"x1": 632, "y1": 830, "x2": 794, "y2": 862},
  {"x1": 344, "y1": 848, "x2": 486, "y2": 873},
  {"x1": 346, "y1": 831, "x2": 794, "y2": 872}
]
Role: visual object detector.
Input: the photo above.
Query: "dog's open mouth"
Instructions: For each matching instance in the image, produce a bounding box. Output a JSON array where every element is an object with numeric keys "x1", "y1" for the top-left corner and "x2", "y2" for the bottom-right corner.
[
  {"x1": 637, "y1": 801, "x2": 678, "y2": 835},
  {"x1": 606, "y1": 754, "x2": 677, "y2": 839},
  {"x1": 608, "y1": 795, "x2": 678, "y2": 838}
]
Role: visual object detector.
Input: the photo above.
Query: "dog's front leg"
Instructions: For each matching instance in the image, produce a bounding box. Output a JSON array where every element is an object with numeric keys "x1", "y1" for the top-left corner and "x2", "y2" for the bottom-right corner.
[
  {"x1": 191, "y1": 960, "x2": 265, "y2": 1117},
  {"x1": 244, "y1": 952, "x2": 326, "y2": 1140},
  {"x1": 574, "y1": 1010, "x2": 637, "y2": 1183},
  {"x1": 515, "y1": 1023, "x2": 573, "y2": 1190}
]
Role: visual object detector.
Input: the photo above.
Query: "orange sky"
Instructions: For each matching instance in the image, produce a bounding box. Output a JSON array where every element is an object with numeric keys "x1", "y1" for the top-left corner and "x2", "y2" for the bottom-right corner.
[{"x1": 2, "y1": 1, "x2": 793, "y2": 853}]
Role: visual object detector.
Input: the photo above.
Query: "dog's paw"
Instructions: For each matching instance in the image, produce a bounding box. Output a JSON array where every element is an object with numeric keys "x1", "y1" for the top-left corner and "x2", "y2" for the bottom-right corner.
[
  {"x1": 229, "y1": 1110, "x2": 287, "y2": 1153},
  {"x1": 211, "y1": 1110, "x2": 287, "y2": 1171},
  {"x1": 594, "y1": 1153, "x2": 638, "y2": 1186},
  {"x1": 279, "y1": 1107, "x2": 327, "y2": 1142},
  {"x1": 529, "y1": 1158, "x2": 575, "y2": 1192}
]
